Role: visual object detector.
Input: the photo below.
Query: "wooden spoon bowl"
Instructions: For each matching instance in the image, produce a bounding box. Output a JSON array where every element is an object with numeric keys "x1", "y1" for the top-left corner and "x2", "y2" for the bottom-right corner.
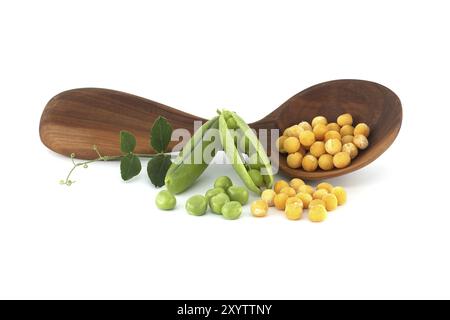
[
  {"x1": 39, "y1": 79, "x2": 402, "y2": 180},
  {"x1": 251, "y1": 79, "x2": 403, "y2": 179}
]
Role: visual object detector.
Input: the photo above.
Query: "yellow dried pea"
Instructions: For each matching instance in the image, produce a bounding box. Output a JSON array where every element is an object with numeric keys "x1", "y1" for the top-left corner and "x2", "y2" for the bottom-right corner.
[
  {"x1": 296, "y1": 192, "x2": 312, "y2": 208},
  {"x1": 284, "y1": 125, "x2": 302, "y2": 137},
  {"x1": 332, "y1": 186, "x2": 347, "y2": 205},
  {"x1": 317, "y1": 182, "x2": 333, "y2": 193},
  {"x1": 289, "y1": 178, "x2": 305, "y2": 191},
  {"x1": 299, "y1": 131, "x2": 316, "y2": 148},
  {"x1": 324, "y1": 130, "x2": 341, "y2": 141},
  {"x1": 285, "y1": 202, "x2": 303, "y2": 220},
  {"x1": 326, "y1": 122, "x2": 341, "y2": 132},
  {"x1": 308, "y1": 205, "x2": 327, "y2": 222},
  {"x1": 337, "y1": 113, "x2": 353, "y2": 126},
  {"x1": 341, "y1": 135, "x2": 354, "y2": 144},
  {"x1": 354, "y1": 123, "x2": 370, "y2": 137},
  {"x1": 312, "y1": 116, "x2": 328, "y2": 127},
  {"x1": 313, "y1": 123, "x2": 328, "y2": 141},
  {"x1": 284, "y1": 136, "x2": 301, "y2": 153},
  {"x1": 274, "y1": 193, "x2": 289, "y2": 210},
  {"x1": 308, "y1": 199, "x2": 326, "y2": 209},
  {"x1": 283, "y1": 127, "x2": 292, "y2": 137},
  {"x1": 280, "y1": 186, "x2": 296, "y2": 197},
  {"x1": 302, "y1": 154, "x2": 318, "y2": 172},
  {"x1": 279, "y1": 114, "x2": 369, "y2": 174},
  {"x1": 274, "y1": 180, "x2": 289, "y2": 193},
  {"x1": 309, "y1": 141, "x2": 326, "y2": 158},
  {"x1": 318, "y1": 154, "x2": 334, "y2": 170},
  {"x1": 298, "y1": 121, "x2": 313, "y2": 131},
  {"x1": 276, "y1": 136, "x2": 287, "y2": 153},
  {"x1": 313, "y1": 188, "x2": 328, "y2": 200},
  {"x1": 353, "y1": 134, "x2": 369, "y2": 150},
  {"x1": 261, "y1": 189, "x2": 276, "y2": 206},
  {"x1": 324, "y1": 138, "x2": 342, "y2": 155},
  {"x1": 340, "y1": 125, "x2": 354, "y2": 137},
  {"x1": 342, "y1": 142, "x2": 358, "y2": 159},
  {"x1": 298, "y1": 184, "x2": 315, "y2": 195},
  {"x1": 333, "y1": 151, "x2": 351, "y2": 169},
  {"x1": 251, "y1": 200, "x2": 268, "y2": 217},
  {"x1": 322, "y1": 193, "x2": 338, "y2": 211},
  {"x1": 286, "y1": 196, "x2": 303, "y2": 207},
  {"x1": 287, "y1": 152, "x2": 303, "y2": 169}
]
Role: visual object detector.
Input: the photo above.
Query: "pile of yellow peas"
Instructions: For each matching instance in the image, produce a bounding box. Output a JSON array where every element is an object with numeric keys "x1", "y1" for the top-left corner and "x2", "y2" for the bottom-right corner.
[
  {"x1": 276, "y1": 114, "x2": 370, "y2": 171},
  {"x1": 250, "y1": 178, "x2": 347, "y2": 222}
]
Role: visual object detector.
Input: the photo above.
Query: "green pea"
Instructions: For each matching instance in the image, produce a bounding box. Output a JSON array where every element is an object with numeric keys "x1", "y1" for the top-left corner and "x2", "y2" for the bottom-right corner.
[
  {"x1": 263, "y1": 174, "x2": 272, "y2": 187},
  {"x1": 248, "y1": 169, "x2": 264, "y2": 187},
  {"x1": 226, "y1": 186, "x2": 249, "y2": 205},
  {"x1": 185, "y1": 195, "x2": 208, "y2": 216},
  {"x1": 221, "y1": 201, "x2": 242, "y2": 220},
  {"x1": 223, "y1": 110, "x2": 234, "y2": 120},
  {"x1": 209, "y1": 193, "x2": 230, "y2": 214},
  {"x1": 214, "y1": 176, "x2": 233, "y2": 190},
  {"x1": 247, "y1": 153, "x2": 262, "y2": 170},
  {"x1": 238, "y1": 136, "x2": 250, "y2": 154},
  {"x1": 226, "y1": 117, "x2": 238, "y2": 129},
  {"x1": 155, "y1": 190, "x2": 176, "y2": 210},
  {"x1": 205, "y1": 187, "x2": 225, "y2": 202}
]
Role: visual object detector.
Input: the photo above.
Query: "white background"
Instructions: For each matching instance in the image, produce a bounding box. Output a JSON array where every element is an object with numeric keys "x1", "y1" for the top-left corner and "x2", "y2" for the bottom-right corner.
[{"x1": 0, "y1": 0, "x2": 449, "y2": 299}]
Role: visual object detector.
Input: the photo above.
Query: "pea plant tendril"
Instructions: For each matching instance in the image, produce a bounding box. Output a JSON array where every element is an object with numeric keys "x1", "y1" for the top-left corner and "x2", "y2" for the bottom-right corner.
[{"x1": 60, "y1": 117, "x2": 173, "y2": 187}]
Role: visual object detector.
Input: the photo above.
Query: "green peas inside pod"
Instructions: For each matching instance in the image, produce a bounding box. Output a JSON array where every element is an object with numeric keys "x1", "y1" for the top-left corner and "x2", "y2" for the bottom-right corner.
[
  {"x1": 221, "y1": 201, "x2": 243, "y2": 220},
  {"x1": 218, "y1": 112, "x2": 273, "y2": 194},
  {"x1": 226, "y1": 117, "x2": 238, "y2": 129},
  {"x1": 209, "y1": 193, "x2": 230, "y2": 214},
  {"x1": 238, "y1": 136, "x2": 250, "y2": 154},
  {"x1": 223, "y1": 110, "x2": 234, "y2": 120},
  {"x1": 248, "y1": 169, "x2": 264, "y2": 187},
  {"x1": 247, "y1": 153, "x2": 261, "y2": 170},
  {"x1": 155, "y1": 190, "x2": 176, "y2": 210},
  {"x1": 205, "y1": 187, "x2": 226, "y2": 202},
  {"x1": 214, "y1": 176, "x2": 233, "y2": 190},
  {"x1": 263, "y1": 174, "x2": 272, "y2": 187},
  {"x1": 185, "y1": 195, "x2": 208, "y2": 216},
  {"x1": 226, "y1": 186, "x2": 249, "y2": 205}
]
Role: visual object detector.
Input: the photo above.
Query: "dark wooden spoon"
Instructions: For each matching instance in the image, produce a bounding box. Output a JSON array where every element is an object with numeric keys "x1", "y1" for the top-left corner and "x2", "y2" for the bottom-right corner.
[{"x1": 39, "y1": 79, "x2": 402, "y2": 180}]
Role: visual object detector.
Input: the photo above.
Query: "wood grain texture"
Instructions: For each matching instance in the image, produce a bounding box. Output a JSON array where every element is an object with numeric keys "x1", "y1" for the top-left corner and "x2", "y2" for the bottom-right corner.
[
  {"x1": 39, "y1": 80, "x2": 402, "y2": 180},
  {"x1": 39, "y1": 88, "x2": 205, "y2": 159}
]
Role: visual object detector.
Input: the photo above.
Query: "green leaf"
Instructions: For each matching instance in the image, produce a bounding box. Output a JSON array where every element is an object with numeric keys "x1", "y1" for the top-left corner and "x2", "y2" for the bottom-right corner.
[
  {"x1": 120, "y1": 131, "x2": 137, "y2": 154},
  {"x1": 147, "y1": 154, "x2": 172, "y2": 187},
  {"x1": 120, "y1": 154, "x2": 142, "y2": 181},
  {"x1": 150, "y1": 116, "x2": 173, "y2": 153}
]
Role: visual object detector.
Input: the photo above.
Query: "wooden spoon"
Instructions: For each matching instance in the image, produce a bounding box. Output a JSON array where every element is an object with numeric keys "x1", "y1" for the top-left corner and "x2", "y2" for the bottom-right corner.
[{"x1": 39, "y1": 79, "x2": 402, "y2": 180}]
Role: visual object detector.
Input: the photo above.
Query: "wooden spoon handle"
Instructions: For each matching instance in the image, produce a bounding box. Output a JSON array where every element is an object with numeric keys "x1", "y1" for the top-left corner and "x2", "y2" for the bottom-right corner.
[{"x1": 39, "y1": 88, "x2": 206, "y2": 159}]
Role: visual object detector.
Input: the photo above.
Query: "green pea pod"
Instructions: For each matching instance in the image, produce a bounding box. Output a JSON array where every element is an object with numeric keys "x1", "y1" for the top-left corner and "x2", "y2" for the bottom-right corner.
[
  {"x1": 165, "y1": 116, "x2": 219, "y2": 194},
  {"x1": 230, "y1": 112, "x2": 274, "y2": 189},
  {"x1": 167, "y1": 116, "x2": 218, "y2": 174},
  {"x1": 218, "y1": 114, "x2": 261, "y2": 195}
]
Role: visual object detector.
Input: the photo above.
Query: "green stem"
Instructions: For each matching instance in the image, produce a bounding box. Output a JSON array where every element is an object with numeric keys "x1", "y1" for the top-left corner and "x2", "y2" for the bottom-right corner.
[
  {"x1": 61, "y1": 145, "x2": 167, "y2": 186},
  {"x1": 60, "y1": 145, "x2": 176, "y2": 186},
  {"x1": 134, "y1": 153, "x2": 159, "y2": 158},
  {"x1": 62, "y1": 155, "x2": 122, "y2": 186}
]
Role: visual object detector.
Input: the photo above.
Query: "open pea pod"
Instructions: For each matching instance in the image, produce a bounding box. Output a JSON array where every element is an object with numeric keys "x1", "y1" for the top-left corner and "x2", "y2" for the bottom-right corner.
[
  {"x1": 218, "y1": 114, "x2": 261, "y2": 195},
  {"x1": 165, "y1": 116, "x2": 219, "y2": 194},
  {"x1": 230, "y1": 112, "x2": 274, "y2": 189}
]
